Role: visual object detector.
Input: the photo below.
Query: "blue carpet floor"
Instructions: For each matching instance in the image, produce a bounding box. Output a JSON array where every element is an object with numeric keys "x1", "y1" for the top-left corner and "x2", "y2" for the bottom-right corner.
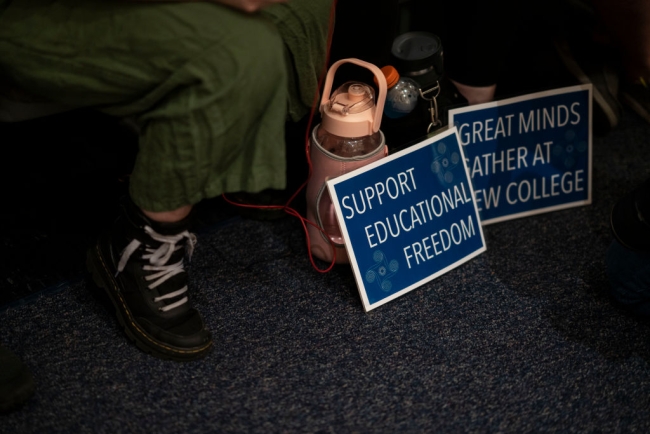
[{"x1": 1, "y1": 105, "x2": 649, "y2": 432}]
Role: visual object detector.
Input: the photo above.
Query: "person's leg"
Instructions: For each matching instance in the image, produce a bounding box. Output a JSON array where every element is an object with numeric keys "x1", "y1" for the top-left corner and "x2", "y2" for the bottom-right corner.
[
  {"x1": 142, "y1": 206, "x2": 193, "y2": 224},
  {"x1": 90, "y1": 3, "x2": 291, "y2": 360},
  {"x1": 0, "y1": 0, "x2": 333, "y2": 359},
  {"x1": 447, "y1": 81, "x2": 496, "y2": 106},
  {"x1": 0, "y1": 0, "x2": 303, "y2": 211}
]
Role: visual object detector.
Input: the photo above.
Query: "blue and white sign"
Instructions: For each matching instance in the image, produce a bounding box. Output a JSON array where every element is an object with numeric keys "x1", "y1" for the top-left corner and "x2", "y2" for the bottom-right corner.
[
  {"x1": 327, "y1": 127, "x2": 486, "y2": 311},
  {"x1": 448, "y1": 85, "x2": 593, "y2": 225}
]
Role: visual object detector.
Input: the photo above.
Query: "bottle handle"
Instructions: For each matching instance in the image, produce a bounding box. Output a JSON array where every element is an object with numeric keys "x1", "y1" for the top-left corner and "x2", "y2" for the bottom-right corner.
[{"x1": 319, "y1": 58, "x2": 387, "y2": 134}]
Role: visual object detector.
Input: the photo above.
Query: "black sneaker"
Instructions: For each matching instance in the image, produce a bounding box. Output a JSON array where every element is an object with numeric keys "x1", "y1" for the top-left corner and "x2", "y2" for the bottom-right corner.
[
  {"x1": 87, "y1": 198, "x2": 212, "y2": 361},
  {"x1": 0, "y1": 344, "x2": 35, "y2": 413}
]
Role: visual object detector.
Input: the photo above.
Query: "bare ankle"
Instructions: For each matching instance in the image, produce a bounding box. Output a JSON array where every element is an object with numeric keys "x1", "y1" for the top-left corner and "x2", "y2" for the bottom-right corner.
[
  {"x1": 141, "y1": 205, "x2": 193, "y2": 224},
  {"x1": 451, "y1": 80, "x2": 497, "y2": 105}
]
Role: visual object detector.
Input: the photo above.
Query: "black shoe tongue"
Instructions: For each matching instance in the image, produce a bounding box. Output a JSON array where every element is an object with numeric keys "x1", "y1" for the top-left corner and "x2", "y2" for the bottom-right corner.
[{"x1": 150, "y1": 218, "x2": 192, "y2": 236}]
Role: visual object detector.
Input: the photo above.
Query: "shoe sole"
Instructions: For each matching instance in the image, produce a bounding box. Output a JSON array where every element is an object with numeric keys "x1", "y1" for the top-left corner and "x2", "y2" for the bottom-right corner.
[
  {"x1": 554, "y1": 39, "x2": 621, "y2": 130},
  {"x1": 86, "y1": 242, "x2": 212, "y2": 362}
]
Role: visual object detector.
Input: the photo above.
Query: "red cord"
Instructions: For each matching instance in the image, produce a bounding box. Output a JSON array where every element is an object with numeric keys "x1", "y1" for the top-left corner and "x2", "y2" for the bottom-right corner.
[{"x1": 222, "y1": 0, "x2": 339, "y2": 273}]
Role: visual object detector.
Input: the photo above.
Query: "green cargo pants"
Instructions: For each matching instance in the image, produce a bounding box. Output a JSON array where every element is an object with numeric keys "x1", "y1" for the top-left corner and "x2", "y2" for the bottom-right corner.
[{"x1": 0, "y1": 0, "x2": 333, "y2": 211}]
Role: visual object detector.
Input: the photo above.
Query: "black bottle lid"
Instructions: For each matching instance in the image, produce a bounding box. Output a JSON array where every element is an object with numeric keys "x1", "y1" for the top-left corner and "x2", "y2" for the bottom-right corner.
[{"x1": 390, "y1": 32, "x2": 444, "y2": 89}]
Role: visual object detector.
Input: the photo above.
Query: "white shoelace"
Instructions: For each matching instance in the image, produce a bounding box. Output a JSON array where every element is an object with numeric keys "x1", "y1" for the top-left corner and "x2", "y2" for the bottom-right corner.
[{"x1": 116, "y1": 226, "x2": 197, "y2": 312}]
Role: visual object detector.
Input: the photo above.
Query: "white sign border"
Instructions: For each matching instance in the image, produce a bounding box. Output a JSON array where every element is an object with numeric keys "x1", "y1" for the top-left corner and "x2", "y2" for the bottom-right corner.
[
  {"x1": 326, "y1": 127, "x2": 487, "y2": 312},
  {"x1": 448, "y1": 84, "x2": 593, "y2": 226}
]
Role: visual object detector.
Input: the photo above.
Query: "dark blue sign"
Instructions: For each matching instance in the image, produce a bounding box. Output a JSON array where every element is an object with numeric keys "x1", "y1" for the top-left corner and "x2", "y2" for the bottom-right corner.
[
  {"x1": 327, "y1": 128, "x2": 486, "y2": 311},
  {"x1": 448, "y1": 85, "x2": 592, "y2": 224}
]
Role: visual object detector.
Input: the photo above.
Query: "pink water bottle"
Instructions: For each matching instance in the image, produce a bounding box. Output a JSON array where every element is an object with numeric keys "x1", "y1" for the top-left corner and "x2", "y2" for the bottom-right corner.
[{"x1": 306, "y1": 58, "x2": 388, "y2": 264}]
